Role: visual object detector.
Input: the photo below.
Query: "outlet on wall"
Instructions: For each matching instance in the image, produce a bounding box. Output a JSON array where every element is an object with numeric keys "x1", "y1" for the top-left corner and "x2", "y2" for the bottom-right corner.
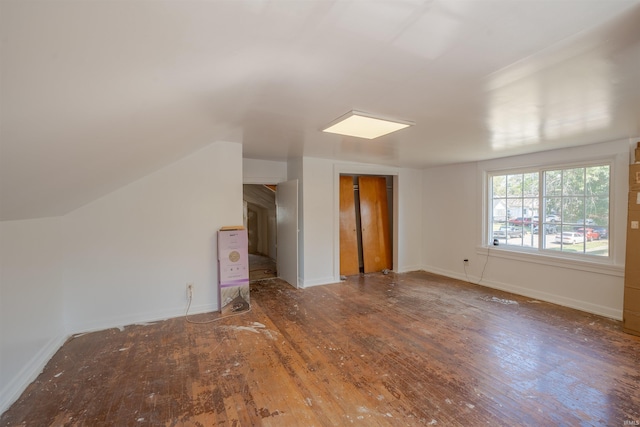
[{"x1": 186, "y1": 282, "x2": 194, "y2": 299}]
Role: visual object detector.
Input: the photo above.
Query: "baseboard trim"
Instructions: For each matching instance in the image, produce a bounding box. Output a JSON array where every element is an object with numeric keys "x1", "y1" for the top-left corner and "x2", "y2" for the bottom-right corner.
[
  {"x1": 68, "y1": 303, "x2": 219, "y2": 336},
  {"x1": 0, "y1": 334, "x2": 68, "y2": 415},
  {"x1": 300, "y1": 276, "x2": 339, "y2": 288},
  {"x1": 396, "y1": 264, "x2": 423, "y2": 273},
  {"x1": 421, "y1": 265, "x2": 623, "y2": 321}
]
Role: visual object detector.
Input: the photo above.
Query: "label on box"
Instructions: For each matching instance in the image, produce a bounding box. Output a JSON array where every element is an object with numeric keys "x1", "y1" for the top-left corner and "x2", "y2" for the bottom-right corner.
[
  {"x1": 631, "y1": 164, "x2": 640, "y2": 188},
  {"x1": 629, "y1": 192, "x2": 640, "y2": 211}
]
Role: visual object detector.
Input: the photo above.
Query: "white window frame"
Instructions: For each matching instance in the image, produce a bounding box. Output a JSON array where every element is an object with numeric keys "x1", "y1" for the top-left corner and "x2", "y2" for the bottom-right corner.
[
  {"x1": 477, "y1": 155, "x2": 626, "y2": 276},
  {"x1": 484, "y1": 159, "x2": 616, "y2": 265},
  {"x1": 476, "y1": 139, "x2": 633, "y2": 280}
]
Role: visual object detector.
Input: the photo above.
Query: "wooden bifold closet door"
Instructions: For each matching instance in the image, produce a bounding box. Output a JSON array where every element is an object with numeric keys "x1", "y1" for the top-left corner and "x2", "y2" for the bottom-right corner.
[
  {"x1": 339, "y1": 175, "x2": 391, "y2": 276},
  {"x1": 339, "y1": 176, "x2": 360, "y2": 276},
  {"x1": 358, "y1": 176, "x2": 391, "y2": 273}
]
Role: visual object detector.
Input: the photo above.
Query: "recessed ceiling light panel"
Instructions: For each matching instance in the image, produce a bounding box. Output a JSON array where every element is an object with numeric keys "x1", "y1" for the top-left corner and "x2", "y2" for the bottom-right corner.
[{"x1": 322, "y1": 110, "x2": 414, "y2": 139}]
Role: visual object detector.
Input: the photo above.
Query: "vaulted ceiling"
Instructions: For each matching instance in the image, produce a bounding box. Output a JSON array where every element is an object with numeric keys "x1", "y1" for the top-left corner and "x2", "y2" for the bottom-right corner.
[{"x1": 2, "y1": 0, "x2": 639, "y2": 220}]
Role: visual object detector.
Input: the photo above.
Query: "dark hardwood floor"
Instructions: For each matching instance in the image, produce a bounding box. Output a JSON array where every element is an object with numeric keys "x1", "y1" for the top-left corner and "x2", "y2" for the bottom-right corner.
[{"x1": 2, "y1": 271, "x2": 640, "y2": 426}]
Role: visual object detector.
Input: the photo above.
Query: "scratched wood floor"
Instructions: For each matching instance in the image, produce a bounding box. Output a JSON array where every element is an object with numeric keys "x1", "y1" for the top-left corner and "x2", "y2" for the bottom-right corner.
[{"x1": 3, "y1": 271, "x2": 640, "y2": 426}]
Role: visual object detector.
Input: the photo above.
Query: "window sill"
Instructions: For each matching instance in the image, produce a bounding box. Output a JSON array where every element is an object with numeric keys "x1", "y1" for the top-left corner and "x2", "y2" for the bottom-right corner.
[{"x1": 475, "y1": 246, "x2": 624, "y2": 277}]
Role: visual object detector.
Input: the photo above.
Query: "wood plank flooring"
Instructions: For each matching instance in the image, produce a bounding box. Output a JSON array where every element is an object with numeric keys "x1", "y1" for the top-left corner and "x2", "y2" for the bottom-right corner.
[
  {"x1": 248, "y1": 253, "x2": 276, "y2": 282},
  {"x1": 2, "y1": 271, "x2": 640, "y2": 426}
]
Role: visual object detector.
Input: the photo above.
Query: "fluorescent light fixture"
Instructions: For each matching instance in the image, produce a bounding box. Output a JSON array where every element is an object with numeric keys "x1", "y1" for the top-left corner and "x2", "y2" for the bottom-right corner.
[{"x1": 322, "y1": 110, "x2": 414, "y2": 139}]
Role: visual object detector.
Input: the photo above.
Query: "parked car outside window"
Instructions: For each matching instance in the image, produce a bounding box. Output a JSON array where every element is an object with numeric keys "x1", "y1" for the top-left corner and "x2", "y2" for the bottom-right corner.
[
  {"x1": 508, "y1": 217, "x2": 533, "y2": 226},
  {"x1": 576, "y1": 228, "x2": 599, "y2": 241},
  {"x1": 494, "y1": 226, "x2": 523, "y2": 239},
  {"x1": 593, "y1": 227, "x2": 608, "y2": 239},
  {"x1": 555, "y1": 232, "x2": 585, "y2": 245},
  {"x1": 545, "y1": 214, "x2": 560, "y2": 223},
  {"x1": 533, "y1": 224, "x2": 558, "y2": 234}
]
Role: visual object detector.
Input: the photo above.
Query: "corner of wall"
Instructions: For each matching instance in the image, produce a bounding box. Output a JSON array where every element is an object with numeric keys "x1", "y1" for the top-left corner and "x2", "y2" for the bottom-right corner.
[{"x1": 0, "y1": 334, "x2": 68, "y2": 415}]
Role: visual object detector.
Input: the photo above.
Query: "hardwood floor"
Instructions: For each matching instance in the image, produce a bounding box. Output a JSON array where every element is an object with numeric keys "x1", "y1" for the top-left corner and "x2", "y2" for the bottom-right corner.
[
  {"x1": 2, "y1": 271, "x2": 640, "y2": 426},
  {"x1": 249, "y1": 253, "x2": 276, "y2": 282}
]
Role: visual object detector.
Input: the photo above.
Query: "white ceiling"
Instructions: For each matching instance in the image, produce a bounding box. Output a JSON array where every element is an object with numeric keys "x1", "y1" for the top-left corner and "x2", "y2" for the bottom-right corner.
[{"x1": 2, "y1": 0, "x2": 640, "y2": 220}]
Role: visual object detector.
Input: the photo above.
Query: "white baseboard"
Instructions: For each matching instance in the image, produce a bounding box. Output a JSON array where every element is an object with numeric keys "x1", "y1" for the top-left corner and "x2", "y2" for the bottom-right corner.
[
  {"x1": 300, "y1": 276, "x2": 339, "y2": 288},
  {"x1": 421, "y1": 264, "x2": 623, "y2": 321},
  {"x1": 395, "y1": 264, "x2": 424, "y2": 274},
  {"x1": 0, "y1": 334, "x2": 68, "y2": 416},
  {"x1": 68, "y1": 303, "x2": 219, "y2": 336}
]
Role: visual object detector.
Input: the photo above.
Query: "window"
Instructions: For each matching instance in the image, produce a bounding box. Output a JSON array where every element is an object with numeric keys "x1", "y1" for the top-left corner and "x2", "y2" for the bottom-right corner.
[{"x1": 489, "y1": 163, "x2": 610, "y2": 257}]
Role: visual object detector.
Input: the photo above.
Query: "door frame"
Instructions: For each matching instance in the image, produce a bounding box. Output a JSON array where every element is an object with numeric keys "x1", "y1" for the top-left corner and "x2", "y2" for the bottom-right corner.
[
  {"x1": 243, "y1": 176, "x2": 298, "y2": 288},
  {"x1": 333, "y1": 164, "x2": 399, "y2": 282}
]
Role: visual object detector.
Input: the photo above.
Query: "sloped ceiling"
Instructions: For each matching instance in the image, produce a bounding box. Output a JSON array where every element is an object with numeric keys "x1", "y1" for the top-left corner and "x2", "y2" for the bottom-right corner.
[
  {"x1": 244, "y1": 184, "x2": 276, "y2": 211},
  {"x1": 1, "y1": 0, "x2": 640, "y2": 220}
]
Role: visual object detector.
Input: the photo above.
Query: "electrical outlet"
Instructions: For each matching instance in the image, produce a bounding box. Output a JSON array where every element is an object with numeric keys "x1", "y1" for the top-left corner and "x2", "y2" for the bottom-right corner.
[{"x1": 186, "y1": 282, "x2": 194, "y2": 299}]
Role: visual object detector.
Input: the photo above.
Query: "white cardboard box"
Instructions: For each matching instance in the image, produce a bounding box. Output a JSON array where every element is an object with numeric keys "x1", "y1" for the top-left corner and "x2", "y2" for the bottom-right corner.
[{"x1": 218, "y1": 227, "x2": 250, "y2": 315}]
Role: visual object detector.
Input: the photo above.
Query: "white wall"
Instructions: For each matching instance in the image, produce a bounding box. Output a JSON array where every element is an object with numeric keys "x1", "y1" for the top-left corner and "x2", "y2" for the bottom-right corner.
[
  {"x1": 300, "y1": 158, "x2": 334, "y2": 286},
  {"x1": 0, "y1": 141, "x2": 243, "y2": 414},
  {"x1": 422, "y1": 163, "x2": 478, "y2": 275},
  {"x1": 243, "y1": 158, "x2": 287, "y2": 184},
  {"x1": 299, "y1": 157, "x2": 423, "y2": 287},
  {"x1": 0, "y1": 217, "x2": 67, "y2": 413},
  {"x1": 422, "y1": 139, "x2": 630, "y2": 319},
  {"x1": 396, "y1": 168, "x2": 424, "y2": 272},
  {"x1": 63, "y1": 142, "x2": 244, "y2": 333}
]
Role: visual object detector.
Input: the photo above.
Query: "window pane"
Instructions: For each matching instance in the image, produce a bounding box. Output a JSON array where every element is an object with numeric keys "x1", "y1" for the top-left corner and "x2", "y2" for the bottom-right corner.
[
  {"x1": 523, "y1": 197, "x2": 538, "y2": 216},
  {"x1": 544, "y1": 197, "x2": 561, "y2": 223},
  {"x1": 585, "y1": 196, "x2": 608, "y2": 225},
  {"x1": 493, "y1": 198, "x2": 508, "y2": 222},
  {"x1": 491, "y1": 172, "x2": 540, "y2": 248},
  {"x1": 540, "y1": 222, "x2": 559, "y2": 250},
  {"x1": 507, "y1": 174, "x2": 523, "y2": 197},
  {"x1": 586, "y1": 165, "x2": 610, "y2": 196},
  {"x1": 507, "y1": 199, "x2": 523, "y2": 221},
  {"x1": 545, "y1": 170, "x2": 562, "y2": 196},
  {"x1": 584, "y1": 194, "x2": 609, "y2": 256},
  {"x1": 522, "y1": 223, "x2": 537, "y2": 248},
  {"x1": 563, "y1": 197, "x2": 584, "y2": 225},
  {"x1": 563, "y1": 168, "x2": 585, "y2": 196},
  {"x1": 493, "y1": 175, "x2": 506, "y2": 197},
  {"x1": 523, "y1": 173, "x2": 538, "y2": 197}
]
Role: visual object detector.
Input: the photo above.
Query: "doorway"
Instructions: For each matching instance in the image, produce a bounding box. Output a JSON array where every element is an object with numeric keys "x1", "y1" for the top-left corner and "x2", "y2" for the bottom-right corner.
[
  {"x1": 243, "y1": 181, "x2": 299, "y2": 288},
  {"x1": 339, "y1": 174, "x2": 393, "y2": 276},
  {"x1": 243, "y1": 184, "x2": 277, "y2": 282}
]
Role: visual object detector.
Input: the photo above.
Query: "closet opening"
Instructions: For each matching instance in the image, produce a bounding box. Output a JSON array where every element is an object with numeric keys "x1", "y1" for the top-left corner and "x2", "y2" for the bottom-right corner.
[{"x1": 339, "y1": 174, "x2": 393, "y2": 276}]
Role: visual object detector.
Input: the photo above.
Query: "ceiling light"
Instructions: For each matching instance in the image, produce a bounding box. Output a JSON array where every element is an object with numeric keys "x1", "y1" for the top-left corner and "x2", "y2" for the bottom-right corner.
[{"x1": 322, "y1": 110, "x2": 414, "y2": 139}]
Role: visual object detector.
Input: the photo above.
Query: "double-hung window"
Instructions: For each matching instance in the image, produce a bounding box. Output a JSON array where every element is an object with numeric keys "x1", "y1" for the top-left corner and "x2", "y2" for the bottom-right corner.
[{"x1": 489, "y1": 163, "x2": 610, "y2": 257}]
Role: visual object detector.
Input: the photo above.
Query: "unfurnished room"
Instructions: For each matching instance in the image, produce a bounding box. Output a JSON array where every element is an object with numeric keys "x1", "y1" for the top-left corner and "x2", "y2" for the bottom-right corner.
[{"x1": 1, "y1": 1, "x2": 640, "y2": 425}]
